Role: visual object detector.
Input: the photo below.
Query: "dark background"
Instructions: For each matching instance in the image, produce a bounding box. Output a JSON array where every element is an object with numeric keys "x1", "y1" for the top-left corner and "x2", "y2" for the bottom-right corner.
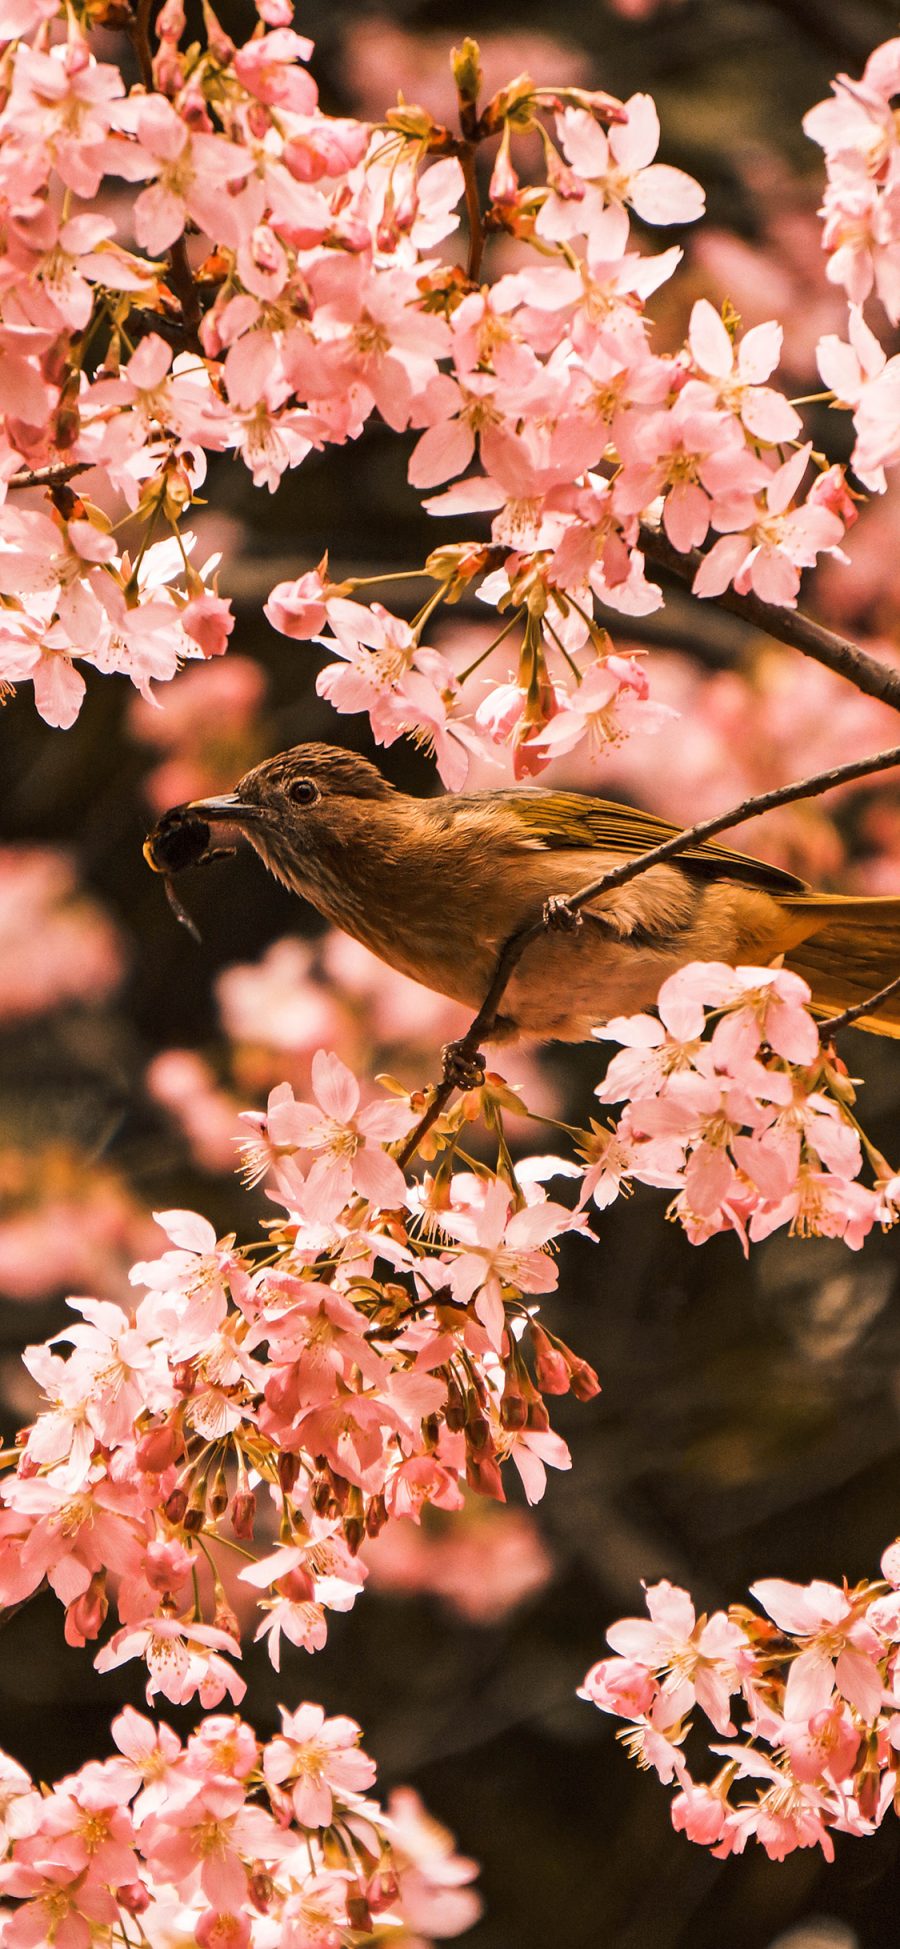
[{"x1": 3, "y1": 4, "x2": 900, "y2": 1946}]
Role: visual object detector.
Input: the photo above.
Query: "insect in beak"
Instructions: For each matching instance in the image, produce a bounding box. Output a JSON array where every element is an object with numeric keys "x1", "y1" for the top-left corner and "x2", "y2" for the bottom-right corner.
[{"x1": 143, "y1": 799, "x2": 258, "y2": 940}]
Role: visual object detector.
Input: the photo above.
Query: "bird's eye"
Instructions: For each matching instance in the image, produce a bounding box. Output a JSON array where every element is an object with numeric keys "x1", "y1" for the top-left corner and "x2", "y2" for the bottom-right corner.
[{"x1": 287, "y1": 777, "x2": 319, "y2": 807}]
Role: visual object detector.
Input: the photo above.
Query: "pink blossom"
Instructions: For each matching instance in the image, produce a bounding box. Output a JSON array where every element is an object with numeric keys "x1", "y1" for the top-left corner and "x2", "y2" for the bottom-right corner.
[
  {"x1": 437, "y1": 1177, "x2": 575, "y2": 1348},
  {"x1": 606, "y1": 1579, "x2": 750, "y2": 1733},
  {"x1": 94, "y1": 1616, "x2": 246, "y2": 1709},
  {"x1": 538, "y1": 96, "x2": 705, "y2": 241},
  {"x1": 262, "y1": 1055, "x2": 415, "y2": 1209},
  {"x1": 263, "y1": 1703, "x2": 376, "y2": 1826}
]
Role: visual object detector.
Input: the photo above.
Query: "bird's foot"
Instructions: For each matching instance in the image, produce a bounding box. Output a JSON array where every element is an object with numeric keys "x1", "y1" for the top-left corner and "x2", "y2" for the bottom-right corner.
[
  {"x1": 441, "y1": 1039, "x2": 487, "y2": 1091},
  {"x1": 543, "y1": 894, "x2": 583, "y2": 933}
]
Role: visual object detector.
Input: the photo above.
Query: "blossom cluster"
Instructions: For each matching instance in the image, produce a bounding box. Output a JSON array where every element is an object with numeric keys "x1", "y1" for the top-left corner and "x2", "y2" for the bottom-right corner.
[
  {"x1": 0, "y1": 1049, "x2": 596, "y2": 1704},
  {"x1": 585, "y1": 963, "x2": 899, "y2": 1250},
  {"x1": 4, "y1": 976, "x2": 895, "y2": 1698},
  {"x1": 0, "y1": 5, "x2": 871, "y2": 776},
  {"x1": 0, "y1": 1700, "x2": 480, "y2": 1946},
  {"x1": 806, "y1": 40, "x2": 900, "y2": 488},
  {"x1": 581, "y1": 1542, "x2": 900, "y2": 1865}
]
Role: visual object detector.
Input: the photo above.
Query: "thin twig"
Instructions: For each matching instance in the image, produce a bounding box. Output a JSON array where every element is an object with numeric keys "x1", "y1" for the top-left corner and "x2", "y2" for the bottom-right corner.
[
  {"x1": 130, "y1": 0, "x2": 154, "y2": 86},
  {"x1": 638, "y1": 523, "x2": 900, "y2": 716},
  {"x1": 397, "y1": 741, "x2": 900, "y2": 1168},
  {"x1": 460, "y1": 144, "x2": 485, "y2": 282},
  {"x1": 129, "y1": 0, "x2": 203, "y2": 350},
  {"x1": 8, "y1": 461, "x2": 93, "y2": 491},
  {"x1": 818, "y1": 971, "x2": 900, "y2": 1039}
]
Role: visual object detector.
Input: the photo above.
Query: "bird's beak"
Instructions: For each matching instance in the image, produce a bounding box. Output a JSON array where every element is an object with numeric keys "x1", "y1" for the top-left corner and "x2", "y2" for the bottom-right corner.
[{"x1": 186, "y1": 793, "x2": 270, "y2": 827}]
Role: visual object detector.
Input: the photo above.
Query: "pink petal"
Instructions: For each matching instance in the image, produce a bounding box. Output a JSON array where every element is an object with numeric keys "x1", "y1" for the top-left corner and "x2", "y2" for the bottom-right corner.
[
  {"x1": 408, "y1": 417, "x2": 475, "y2": 489},
  {"x1": 783, "y1": 1646, "x2": 836, "y2": 1720},
  {"x1": 628, "y1": 164, "x2": 705, "y2": 226},
  {"x1": 311, "y1": 1049, "x2": 359, "y2": 1122},
  {"x1": 835, "y1": 1645, "x2": 883, "y2": 1721},
  {"x1": 689, "y1": 299, "x2": 733, "y2": 378}
]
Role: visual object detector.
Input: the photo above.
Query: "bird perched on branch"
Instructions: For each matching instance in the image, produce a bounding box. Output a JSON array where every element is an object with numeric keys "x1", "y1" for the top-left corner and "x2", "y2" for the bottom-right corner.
[{"x1": 145, "y1": 741, "x2": 900, "y2": 1041}]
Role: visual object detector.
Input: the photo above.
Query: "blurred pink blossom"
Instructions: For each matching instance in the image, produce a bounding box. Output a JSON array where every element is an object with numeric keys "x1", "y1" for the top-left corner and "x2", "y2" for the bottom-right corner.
[
  {"x1": 146, "y1": 1050, "x2": 245, "y2": 1173},
  {"x1": 0, "y1": 1147, "x2": 158, "y2": 1304},
  {"x1": 0, "y1": 846, "x2": 124, "y2": 1021},
  {"x1": 128, "y1": 654, "x2": 268, "y2": 812},
  {"x1": 364, "y1": 1501, "x2": 553, "y2": 1623}
]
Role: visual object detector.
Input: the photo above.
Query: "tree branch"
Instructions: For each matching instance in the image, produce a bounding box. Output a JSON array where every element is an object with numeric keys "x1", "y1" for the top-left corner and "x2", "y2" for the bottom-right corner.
[
  {"x1": 460, "y1": 143, "x2": 485, "y2": 282},
  {"x1": 129, "y1": 0, "x2": 203, "y2": 351},
  {"x1": 8, "y1": 462, "x2": 93, "y2": 491},
  {"x1": 638, "y1": 522, "x2": 900, "y2": 716},
  {"x1": 818, "y1": 971, "x2": 900, "y2": 1039},
  {"x1": 397, "y1": 741, "x2": 900, "y2": 1167}
]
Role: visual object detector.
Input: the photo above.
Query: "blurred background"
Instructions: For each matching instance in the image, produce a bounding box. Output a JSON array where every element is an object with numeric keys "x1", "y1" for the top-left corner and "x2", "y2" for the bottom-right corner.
[{"x1": 3, "y1": 1, "x2": 900, "y2": 1944}]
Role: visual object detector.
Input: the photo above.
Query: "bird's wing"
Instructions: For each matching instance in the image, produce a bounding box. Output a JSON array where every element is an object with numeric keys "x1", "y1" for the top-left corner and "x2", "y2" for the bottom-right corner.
[{"x1": 501, "y1": 791, "x2": 808, "y2": 894}]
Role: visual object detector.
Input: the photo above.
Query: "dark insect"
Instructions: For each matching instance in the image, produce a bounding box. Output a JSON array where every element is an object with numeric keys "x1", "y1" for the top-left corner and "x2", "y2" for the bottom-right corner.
[{"x1": 143, "y1": 808, "x2": 235, "y2": 942}]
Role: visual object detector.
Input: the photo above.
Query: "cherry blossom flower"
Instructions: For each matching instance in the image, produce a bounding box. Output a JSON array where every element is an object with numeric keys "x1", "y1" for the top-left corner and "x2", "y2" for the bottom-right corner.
[
  {"x1": 538, "y1": 96, "x2": 705, "y2": 240},
  {"x1": 261, "y1": 1055, "x2": 415, "y2": 1208},
  {"x1": 263, "y1": 1704, "x2": 377, "y2": 1826}
]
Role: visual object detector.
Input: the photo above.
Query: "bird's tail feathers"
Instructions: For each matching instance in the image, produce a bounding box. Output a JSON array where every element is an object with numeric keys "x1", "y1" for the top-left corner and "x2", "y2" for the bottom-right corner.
[{"x1": 782, "y1": 894, "x2": 900, "y2": 1038}]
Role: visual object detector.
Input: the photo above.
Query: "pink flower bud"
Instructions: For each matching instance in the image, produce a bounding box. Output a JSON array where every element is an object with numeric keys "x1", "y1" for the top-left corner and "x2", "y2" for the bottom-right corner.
[
  {"x1": 116, "y1": 1883, "x2": 151, "y2": 1916},
  {"x1": 136, "y1": 1420, "x2": 181, "y2": 1473},
  {"x1": 531, "y1": 1324, "x2": 570, "y2": 1395},
  {"x1": 466, "y1": 1453, "x2": 506, "y2": 1501},
  {"x1": 164, "y1": 1486, "x2": 189, "y2": 1525},
  {"x1": 64, "y1": 1574, "x2": 108, "y2": 1647},
  {"x1": 570, "y1": 1359, "x2": 602, "y2": 1402},
  {"x1": 231, "y1": 1490, "x2": 257, "y2": 1538}
]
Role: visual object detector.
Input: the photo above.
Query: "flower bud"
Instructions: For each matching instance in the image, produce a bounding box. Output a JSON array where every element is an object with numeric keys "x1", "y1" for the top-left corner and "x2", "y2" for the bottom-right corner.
[
  {"x1": 530, "y1": 1324, "x2": 569, "y2": 1395},
  {"x1": 500, "y1": 1387, "x2": 528, "y2": 1431},
  {"x1": 365, "y1": 1494, "x2": 388, "y2": 1539},
  {"x1": 451, "y1": 37, "x2": 483, "y2": 119},
  {"x1": 231, "y1": 1490, "x2": 257, "y2": 1539},
  {"x1": 248, "y1": 1868, "x2": 274, "y2": 1911},
  {"x1": 569, "y1": 1359, "x2": 601, "y2": 1402},
  {"x1": 466, "y1": 1412, "x2": 491, "y2": 1455},
  {"x1": 209, "y1": 1466, "x2": 229, "y2": 1519},
  {"x1": 164, "y1": 1486, "x2": 189, "y2": 1525},
  {"x1": 64, "y1": 1573, "x2": 108, "y2": 1647},
  {"x1": 115, "y1": 1883, "x2": 151, "y2": 1916},
  {"x1": 136, "y1": 1419, "x2": 181, "y2": 1473},
  {"x1": 466, "y1": 1453, "x2": 506, "y2": 1501},
  {"x1": 526, "y1": 1398, "x2": 550, "y2": 1432},
  {"x1": 347, "y1": 1888, "x2": 372, "y2": 1931},
  {"x1": 213, "y1": 1599, "x2": 240, "y2": 1640}
]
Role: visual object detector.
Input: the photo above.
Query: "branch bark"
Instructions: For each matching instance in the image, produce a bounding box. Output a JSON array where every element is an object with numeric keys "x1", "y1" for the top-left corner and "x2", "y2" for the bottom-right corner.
[
  {"x1": 397, "y1": 740, "x2": 900, "y2": 1167},
  {"x1": 8, "y1": 462, "x2": 93, "y2": 491},
  {"x1": 638, "y1": 522, "x2": 900, "y2": 716},
  {"x1": 129, "y1": 0, "x2": 203, "y2": 351},
  {"x1": 818, "y1": 970, "x2": 900, "y2": 1038}
]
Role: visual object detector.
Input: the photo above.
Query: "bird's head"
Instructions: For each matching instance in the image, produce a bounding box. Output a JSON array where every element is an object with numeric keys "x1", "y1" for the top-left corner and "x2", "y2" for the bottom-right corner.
[{"x1": 182, "y1": 742, "x2": 399, "y2": 904}]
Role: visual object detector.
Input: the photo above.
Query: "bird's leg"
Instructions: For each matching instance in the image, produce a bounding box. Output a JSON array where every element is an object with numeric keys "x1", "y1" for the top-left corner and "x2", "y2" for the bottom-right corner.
[
  {"x1": 543, "y1": 894, "x2": 583, "y2": 932},
  {"x1": 441, "y1": 1038, "x2": 487, "y2": 1091}
]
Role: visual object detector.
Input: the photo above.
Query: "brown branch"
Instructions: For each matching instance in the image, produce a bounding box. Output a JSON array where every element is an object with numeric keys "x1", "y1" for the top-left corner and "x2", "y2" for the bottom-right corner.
[
  {"x1": 638, "y1": 523, "x2": 900, "y2": 716},
  {"x1": 130, "y1": 0, "x2": 154, "y2": 87},
  {"x1": 8, "y1": 462, "x2": 93, "y2": 491},
  {"x1": 460, "y1": 144, "x2": 485, "y2": 282},
  {"x1": 818, "y1": 971, "x2": 900, "y2": 1039},
  {"x1": 397, "y1": 741, "x2": 900, "y2": 1168},
  {"x1": 129, "y1": 0, "x2": 203, "y2": 351}
]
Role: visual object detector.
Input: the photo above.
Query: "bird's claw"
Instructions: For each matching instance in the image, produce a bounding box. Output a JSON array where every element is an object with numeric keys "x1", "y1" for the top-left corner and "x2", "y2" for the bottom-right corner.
[
  {"x1": 441, "y1": 1040, "x2": 487, "y2": 1091},
  {"x1": 543, "y1": 894, "x2": 582, "y2": 932}
]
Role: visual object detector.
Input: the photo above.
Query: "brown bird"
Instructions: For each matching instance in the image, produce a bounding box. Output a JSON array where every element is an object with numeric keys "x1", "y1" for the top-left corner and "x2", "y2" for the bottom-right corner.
[{"x1": 146, "y1": 741, "x2": 900, "y2": 1041}]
